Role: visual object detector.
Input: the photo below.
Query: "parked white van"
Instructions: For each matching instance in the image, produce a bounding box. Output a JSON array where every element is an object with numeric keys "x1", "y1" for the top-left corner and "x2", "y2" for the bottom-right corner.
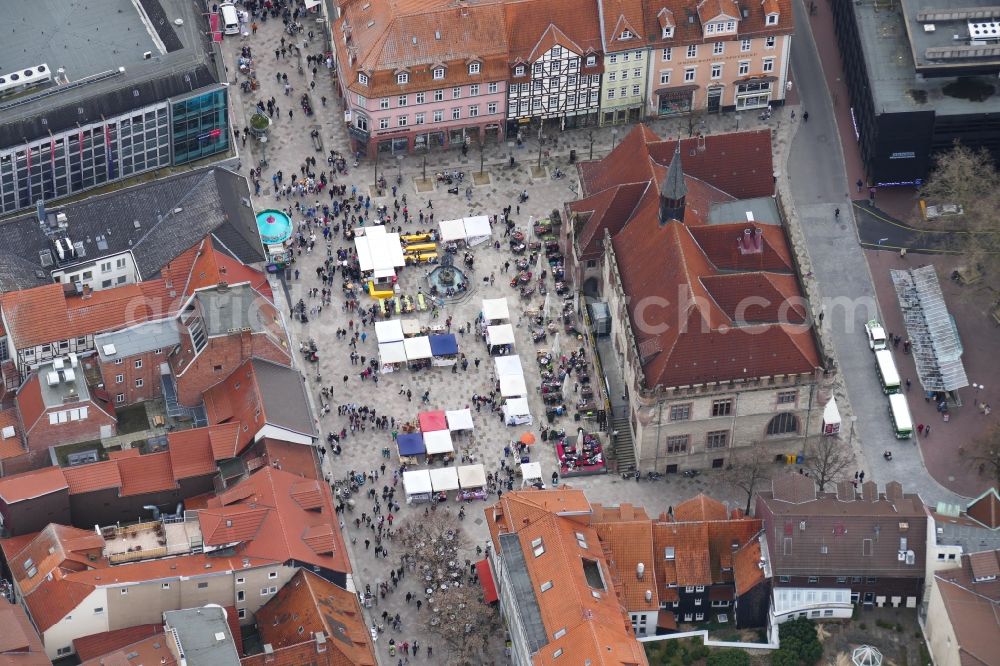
[{"x1": 220, "y1": 2, "x2": 240, "y2": 35}]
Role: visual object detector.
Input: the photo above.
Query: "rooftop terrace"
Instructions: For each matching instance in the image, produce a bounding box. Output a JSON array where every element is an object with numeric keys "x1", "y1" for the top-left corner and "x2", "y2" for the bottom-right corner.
[{"x1": 101, "y1": 515, "x2": 203, "y2": 565}]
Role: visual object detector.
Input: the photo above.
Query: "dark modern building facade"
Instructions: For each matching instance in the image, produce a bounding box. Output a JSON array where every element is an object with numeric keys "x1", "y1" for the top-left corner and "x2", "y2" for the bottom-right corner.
[
  {"x1": 0, "y1": 0, "x2": 230, "y2": 217},
  {"x1": 832, "y1": 0, "x2": 1000, "y2": 186}
]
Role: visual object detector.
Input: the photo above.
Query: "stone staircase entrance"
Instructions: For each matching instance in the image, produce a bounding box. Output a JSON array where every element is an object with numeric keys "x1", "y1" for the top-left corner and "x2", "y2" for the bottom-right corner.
[{"x1": 611, "y1": 416, "x2": 635, "y2": 472}]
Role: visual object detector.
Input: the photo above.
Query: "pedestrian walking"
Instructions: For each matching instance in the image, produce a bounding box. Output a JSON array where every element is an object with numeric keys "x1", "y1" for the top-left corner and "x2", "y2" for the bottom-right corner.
[
  {"x1": 251, "y1": 21, "x2": 257, "y2": 34},
  {"x1": 924, "y1": 425, "x2": 931, "y2": 437}
]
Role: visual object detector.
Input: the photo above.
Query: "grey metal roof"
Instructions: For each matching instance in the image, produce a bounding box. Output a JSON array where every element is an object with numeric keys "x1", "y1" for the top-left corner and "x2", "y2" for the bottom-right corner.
[
  {"x1": 708, "y1": 196, "x2": 781, "y2": 226},
  {"x1": 252, "y1": 359, "x2": 319, "y2": 439},
  {"x1": 498, "y1": 532, "x2": 548, "y2": 655},
  {"x1": 163, "y1": 606, "x2": 241, "y2": 666},
  {"x1": 890, "y1": 265, "x2": 969, "y2": 392},
  {"x1": 95, "y1": 319, "x2": 181, "y2": 361},
  {"x1": 0, "y1": 168, "x2": 264, "y2": 292},
  {"x1": 0, "y1": 0, "x2": 220, "y2": 149},
  {"x1": 660, "y1": 145, "x2": 688, "y2": 201},
  {"x1": 853, "y1": 0, "x2": 1000, "y2": 117},
  {"x1": 197, "y1": 285, "x2": 268, "y2": 336},
  {"x1": 933, "y1": 513, "x2": 1000, "y2": 554}
]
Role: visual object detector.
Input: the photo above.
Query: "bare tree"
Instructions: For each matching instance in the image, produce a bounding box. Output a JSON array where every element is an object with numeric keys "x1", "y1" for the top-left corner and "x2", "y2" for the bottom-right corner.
[
  {"x1": 802, "y1": 436, "x2": 855, "y2": 492},
  {"x1": 966, "y1": 424, "x2": 1000, "y2": 486},
  {"x1": 397, "y1": 507, "x2": 465, "y2": 576},
  {"x1": 918, "y1": 142, "x2": 1000, "y2": 283},
  {"x1": 723, "y1": 445, "x2": 772, "y2": 515},
  {"x1": 426, "y1": 583, "x2": 499, "y2": 665}
]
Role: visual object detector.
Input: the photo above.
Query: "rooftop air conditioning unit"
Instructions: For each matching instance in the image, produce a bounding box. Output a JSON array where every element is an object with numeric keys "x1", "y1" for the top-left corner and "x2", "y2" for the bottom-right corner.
[
  {"x1": 46, "y1": 371, "x2": 60, "y2": 386},
  {"x1": 63, "y1": 368, "x2": 76, "y2": 383},
  {"x1": 1, "y1": 426, "x2": 15, "y2": 439}
]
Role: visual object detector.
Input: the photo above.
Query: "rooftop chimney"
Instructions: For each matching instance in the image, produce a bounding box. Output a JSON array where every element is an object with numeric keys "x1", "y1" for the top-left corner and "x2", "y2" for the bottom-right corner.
[{"x1": 636, "y1": 562, "x2": 645, "y2": 580}]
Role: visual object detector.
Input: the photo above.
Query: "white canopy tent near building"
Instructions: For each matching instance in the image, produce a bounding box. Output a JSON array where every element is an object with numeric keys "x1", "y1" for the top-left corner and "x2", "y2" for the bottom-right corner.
[
  {"x1": 499, "y1": 374, "x2": 528, "y2": 397},
  {"x1": 423, "y1": 429, "x2": 455, "y2": 455},
  {"x1": 486, "y1": 324, "x2": 515, "y2": 347},
  {"x1": 403, "y1": 469, "x2": 433, "y2": 503},
  {"x1": 403, "y1": 336, "x2": 433, "y2": 360},
  {"x1": 503, "y1": 397, "x2": 532, "y2": 426},
  {"x1": 482, "y1": 298, "x2": 510, "y2": 322},
  {"x1": 429, "y1": 466, "x2": 460, "y2": 492},
  {"x1": 520, "y1": 461, "x2": 542, "y2": 487},
  {"x1": 354, "y1": 225, "x2": 405, "y2": 273},
  {"x1": 375, "y1": 319, "x2": 404, "y2": 343},
  {"x1": 438, "y1": 218, "x2": 468, "y2": 243},
  {"x1": 494, "y1": 355, "x2": 524, "y2": 378},
  {"x1": 378, "y1": 341, "x2": 407, "y2": 365},
  {"x1": 401, "y1": 318, "x2": 422, "y2": 337},
  {"x1": 446, "y1": 409, "x2": 474, "y2": 432},
  {"x1": 457, "y1": 464, "x2": 487, "y2": 490},
  {"x1": 439, "y1": 216, "x2": 492, "y2": 246}
]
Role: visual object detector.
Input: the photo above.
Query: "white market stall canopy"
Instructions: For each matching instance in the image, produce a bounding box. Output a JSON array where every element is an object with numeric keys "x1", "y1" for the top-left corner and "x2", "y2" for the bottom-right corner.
[
  {"x1": 429, "y1": 466, "x2": 460, "y2": 492},
  {"x1": 379, "y1": 341, "x2": 407, "y2": 364},
  {"x1": 439, "y1": 216, "x2": 492, "y2": 245},
  {"x1": 494, "y1": 355, "x2": 524, "y2": 378},
  {"x1": 403, "y1": 469, "x2": 433, "y2": 496},
  {"x1": 520, "y1": 461, "x2": 542, "y2": 482},
  {"x1": 375, "y1": 319, "x2": 404, "y2": 343},
  {"x1": 457, "y1": 464, "x2": 487, "y2": 489},
  {"x1": 499, "y1": 374, "x2": 528, "y2": 397},
  {"x1": 486, "y1": 324, "x2": 515, "y2": 347},
  {"x1": 355, "y1": 225, "x2": 405, "y2": 272},
  {"x1": 438, "y1": 218, "x2": 467, "y2": 242},
  {"x1": 446, "y1": 409, "x2": 474, "y2": 432},
  {"x1": 423, "y1": 429, "x2": 455, "y2": 455},
  {"x1": 482, "y1": 298, "x2": 510, "y2": 322},
  {"x1": 401, "y1": 319, "x2": 422, "y2": 337},
  {"x1": 503, "y1": 397, "x2": 532, "y2": 426},
  {"x1": 823, "y1": 397, "x2": 841, "y2": 426},
  {"x1": 403, "y1": 336, "x2": 433, "y2": 360}
]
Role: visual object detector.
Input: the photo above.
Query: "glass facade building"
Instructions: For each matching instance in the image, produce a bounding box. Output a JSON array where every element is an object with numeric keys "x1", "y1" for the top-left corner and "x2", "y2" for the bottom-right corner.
[{"x1": 0, "y1": 85, "x2": 228, "y2": 216}]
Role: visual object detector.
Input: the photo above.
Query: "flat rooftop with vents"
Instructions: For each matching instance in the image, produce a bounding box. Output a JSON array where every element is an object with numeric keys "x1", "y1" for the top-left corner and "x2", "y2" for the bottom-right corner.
[{"x1": 38, "y1": 357, "x2": 90, "y2": 407}]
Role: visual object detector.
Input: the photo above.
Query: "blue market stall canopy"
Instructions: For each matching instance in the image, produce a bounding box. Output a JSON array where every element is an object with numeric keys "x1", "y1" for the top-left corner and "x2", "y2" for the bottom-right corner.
[
  {"x1": 396, "y1": 433, "x2": 426, "y2": 456},
  {"x1": 429, "y1": 333, "x2": 458, "y2": 356}
]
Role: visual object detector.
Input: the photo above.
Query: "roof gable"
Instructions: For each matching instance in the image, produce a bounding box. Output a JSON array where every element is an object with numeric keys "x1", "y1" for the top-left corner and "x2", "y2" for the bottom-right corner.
[{"x1": 967, "y1": 488, "x2": 1000, "y2": 530}]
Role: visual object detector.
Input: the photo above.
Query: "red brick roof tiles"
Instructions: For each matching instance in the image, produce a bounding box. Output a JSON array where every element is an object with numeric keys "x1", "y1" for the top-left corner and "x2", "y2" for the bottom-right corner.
[
  {"x1": 62, "y1": 460, "x2": 123, "y2": 495},
  {"x1": 290, "y1": 479, "x2": 325, "y2": 511},
  {"x1": 0, "y1": 603, "x2": 47, "y2": 659},
  {"x1": 504, "y1": 0, "x2": 603, "y2": 62},
  {"x1": 73, "y1": 624, "x2": 164, "y2": 662},
  {"x1": 14, "y1": 374, "x2": 46, "y2": 435},
  {"x1": 966, "y1": 488, "x2": 1000, "y2": 530},
  {"x1": 166, "y1": 428, "x2": 219, "y2": 480},
  {"x1": 0, "y1": 409, "x2": 26, "y2": 462},
  {"x1": 0, "y1": 466, "x2": 67, "y2": 503},
  {"x1": 593, "y1": 521, "x2": 658, "y2": 611},
  {"x1": 208, "y1": 422, "x2": 244, "y2": 460},
  {"x1": 118, "y1": 451, "x2": 177, "y2": 497},
  {"x1": 644, "y1": 0, "x2": 791, "y2": 49},
  {"x1": 674, "y1": 494, "x2": 728, "y2": 522},
  {"x1": 198, "y1": 506, "x2": 270, "y2": 546}
]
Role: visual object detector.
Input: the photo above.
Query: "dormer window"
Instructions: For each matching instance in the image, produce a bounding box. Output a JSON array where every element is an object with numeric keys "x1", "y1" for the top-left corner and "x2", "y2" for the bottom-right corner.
[
  {"x1": 397, "y1": 72, "x2": 408, "y2": 84},
  {"x1": 433, "y1": 67, "x2": 445, "y2": 80},
  {"x1": 706, "y1": 23, "x2": 715, "y2": 33},
  {"x1": 586, "y1": 55, "x2": 596, "y2": 66},
  {"x1": 469, "y1": 62, "x2": 480, "y2": 75},
  {"x1": 620, "y1": 30, "x2": 632, "y2": 39},
  {"x1": 358, "y1": 73, "x2": 369, "y2": 85},
  {"x1": 514, "y1": 65, "x2": 525, "y2": 76},
  {"x1": 662, "y1": 26, "x2": 674, "y2": 38},
  {"x1": 766, "y1": 13, "x2": 778, "y2": 25}
]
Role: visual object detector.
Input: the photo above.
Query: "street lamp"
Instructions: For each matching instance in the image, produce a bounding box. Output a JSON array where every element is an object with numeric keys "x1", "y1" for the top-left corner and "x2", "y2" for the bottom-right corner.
[
  {"x1": 396, "y1": 154, "x2": 403, "y2": 185},
  {"x1": 611, "y1": 128, "x2": 619, "y2": 150},
  {"x1": 536, "y1": 122, "x2": 544, "y2": 169},
  {"x1": 479, "y1": 140, "x2": 485, "y2": 176},
  {"x1": 374, "y1": 149, "x2": 380, "y2": 188},
  {"x1": 588, "y1": 131, "x2": 594, "y2": 161},
  {"x1": 422, "y1": 153, "x2": 427, "y2": 182},
  {"x1": 259, "y1": 136, "x2": 268, "y2": 169}
]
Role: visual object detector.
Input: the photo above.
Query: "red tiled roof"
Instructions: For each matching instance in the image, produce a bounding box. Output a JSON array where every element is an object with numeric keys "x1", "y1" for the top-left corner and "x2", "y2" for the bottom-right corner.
[
  {"x1": 966, "y1": 488, "x2": 1000, "y2": 530},
  {"x1": 733, "y1": 538, "x2": 766, "y2": 596},
  {"x1": 203, "y1": 360, "x2": 262, "y2": 455},
  {"x1": 0, "y1": 603, "x2": 47, "y2": 659},
  {"x1": 674, "y1": 494, "x2": 728, "y2": 522},
  {"x1": 167, "y1": 427, "x2": 219, "y2": 480},
  {"x1": 599, "y1": 0, "x2": 645, "y2": 49},
  {"x1": 643, "y1": 0, "x2": 791, "y2": 50},
  {"x1": 504, "y1": 0, "x2": 603, "y2": 62},
  {"x1": 0, "y1": 466, "x2": 67, "y2": 503},
  {"x1": 254, "y1": 569, "x2": 377, "y2": 665},
  {"x1": 301, "y1": 524, "x2": 337, "y2": 555},
  {"x1": 593, "y1": 521, "x2": 658, "y2": 611},
  {"x1": 198, "y1": 506, "x2": 270, "y2": 545},
  {"x1": 290, "y1": 479, "x2": 325, "y2": 511},
  {"x1": 208, "y1": 422, "x2": 244, "y2": 460},
  {"x1": 118, "y1": 451, "x2": 177, "y2": 497},
  {"x1": 62, "y1": 460, "x2": 123, "y2": 495},
  {"x1": 14, "y1": 374, "x2": 45, "y2": 435},
  {"x1": 73, "y1": 624, "x2": 164, "y2": 662},
  {"x1": 0, "y1": 409, "x2": 26, "y2": 461}
]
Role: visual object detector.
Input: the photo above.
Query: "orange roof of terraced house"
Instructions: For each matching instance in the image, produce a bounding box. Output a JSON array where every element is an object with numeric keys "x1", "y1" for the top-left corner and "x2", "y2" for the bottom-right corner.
[
  {"x1": 62, "y1": 460, "x2": 123, "y2": 495},
  {"x1": 504, "y1": 0, "x2": 603, "y2": 63},
  {"x1": 0, "y1": 466, "x2": 68, "y2": 504},
  {"x1": 0, "y1": 602, "x2": 49, "y2": 664},
  {"x1": 166, "y1": 427, "x2": 221, "y2": 480},
  {"x1": 117, "y1": 451, "x2": 178, "y2": 497},
  {"x1": 0, "y1": 408, "x2": 26, "y2": 462},
  {"x1": 487, "y1": 490, "x2": 649, "y2": 666}
]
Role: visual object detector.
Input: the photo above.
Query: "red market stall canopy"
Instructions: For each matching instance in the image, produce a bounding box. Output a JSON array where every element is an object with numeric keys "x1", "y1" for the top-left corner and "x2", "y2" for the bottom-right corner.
[
  {"x1": 418, "y1": 410, "x2": 447, "y2": 432},
  {"x1": 475, "y1": 559, "x2": 499, "y2": 604}
]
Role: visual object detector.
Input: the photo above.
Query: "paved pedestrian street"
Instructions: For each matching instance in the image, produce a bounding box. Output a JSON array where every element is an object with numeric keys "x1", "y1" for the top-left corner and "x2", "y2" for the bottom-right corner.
[{"x1": 221, "y1": 12, "x2": 768, "y2": 664}]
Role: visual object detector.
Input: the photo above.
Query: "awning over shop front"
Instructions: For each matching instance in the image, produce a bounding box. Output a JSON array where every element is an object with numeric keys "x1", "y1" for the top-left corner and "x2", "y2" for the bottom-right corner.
[
  {"x1": 733, "y1": 75, "x2": 778, "y2": 85},
  {"x1": 654, "y1": 84, "x2": 699, "y2": 97},
  {"x1": 429, "y1": 466, "x2": 460, "y2": 491},
  {"x1": 475, "y1": 559, "x2": 499, "y2": 604}
]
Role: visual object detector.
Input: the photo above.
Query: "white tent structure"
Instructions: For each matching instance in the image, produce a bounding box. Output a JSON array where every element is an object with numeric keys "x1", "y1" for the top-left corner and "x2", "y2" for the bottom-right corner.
[
  {"x1": 354, "y1": 225, "x2": 405, "y2": 272},
  {"x1": 486, "y1": 324, "x2": 515, "y2": 347},
  {"x1": 520, "y1": 461, "x2": 542, "y2": 487},
  {"x1": 482, "y1": 298, "x2": 510, "y2": 322},
  {"x1": 378, "y1": 341, "x2": 407, "y2": 366},
  {"x1": 375, "y1": 319, "x2": 404, "y2": 343},
  {"x1": 429, "y1": 466, "x2": 460, "y2": 492},
  {"x1": 503, "y1": 397, "x2": 532, "y2": 426},
  {"x1": 463, "y1": 216, "x2": 491, "y2": 246},
  {"x1": 822, "y1": 397, "x2": 842, "y2": 436},
  {"x1": 438, "y1": 218, "x2": 468, "y2": 243},
  {"x1": 403, "y1": 336, "x2": 433, "y2": 360},
  {"x1": 457, "y1": 464, "x2": 487, "y2": 489},
  {"x1": 499, "y1": 374, "x2": 528, "y2": 397},
  {"x1": 403, "y1": 469, "x2": 433, "y2": 503},
  {"x1": 423, "y1": 430, "x2": 455, "y2": 455},
  {"x1": 494, "y1": 355, "x2": 523, "y2": 378},
  {"x1": 400, "y1": 318, "x2": 422, "y2": 337},
  {"x1": 446, "y1": 409, "x2": 474, "y2": 432}
]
